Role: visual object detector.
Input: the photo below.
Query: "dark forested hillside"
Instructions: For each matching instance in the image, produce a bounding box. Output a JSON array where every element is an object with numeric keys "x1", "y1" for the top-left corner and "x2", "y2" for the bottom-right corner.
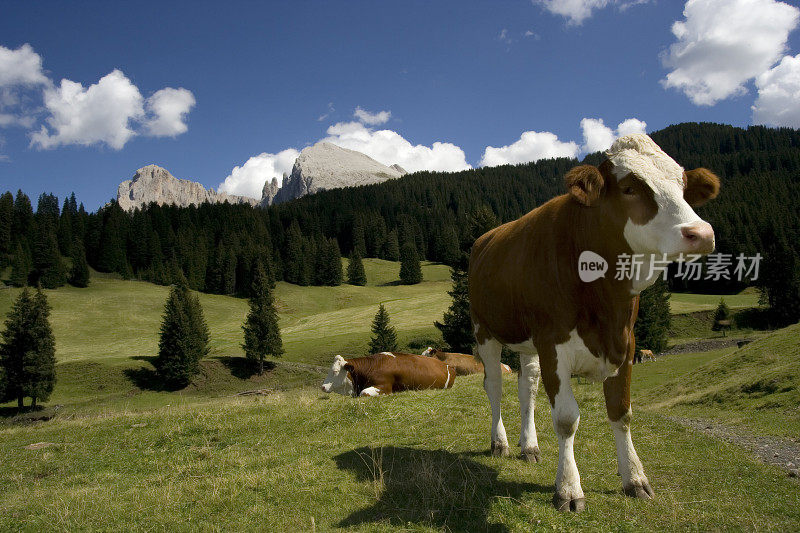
[{"x1": 2, "y1": 123, "x2": 799, "y2": 297}]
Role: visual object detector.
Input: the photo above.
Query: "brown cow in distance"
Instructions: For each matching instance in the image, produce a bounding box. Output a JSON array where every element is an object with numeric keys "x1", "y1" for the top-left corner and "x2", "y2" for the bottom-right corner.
[
  {"x1": 321, "y1": 352, "x2": 455, "y2": 397},
  {"x1": 469, "y1": 134, "x2": 720, "y2": 511},
  {"x1": 421, "y1": 347, "x2": 512, "y2": 375}
]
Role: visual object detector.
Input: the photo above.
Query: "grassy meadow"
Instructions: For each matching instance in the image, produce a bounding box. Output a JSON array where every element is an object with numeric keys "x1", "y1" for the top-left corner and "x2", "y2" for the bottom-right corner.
[{"x1": 1, "y1": 261, "x2": 798, "y2": 531}]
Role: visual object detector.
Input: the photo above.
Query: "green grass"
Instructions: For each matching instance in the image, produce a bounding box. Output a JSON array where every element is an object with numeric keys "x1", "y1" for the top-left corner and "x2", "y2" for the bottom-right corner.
[
  {"x1": 2, "y1": 266, "x2": 799, "y2": 530},
  {"x1": 2, "y1": 373, "x2": 799, "y2": 531},
  {"x1": 668, "y1": 287, "x2": 760, "y2": 314},
  {"x1": 638, "y1": 323, "x2": 800, "y2": 438}
]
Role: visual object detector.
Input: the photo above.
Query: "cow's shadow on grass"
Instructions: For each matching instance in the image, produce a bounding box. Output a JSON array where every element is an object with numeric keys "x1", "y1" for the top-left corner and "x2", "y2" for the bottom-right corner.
[{"x1": 334, "y1": 446, "x2": 548, "y2": 532}]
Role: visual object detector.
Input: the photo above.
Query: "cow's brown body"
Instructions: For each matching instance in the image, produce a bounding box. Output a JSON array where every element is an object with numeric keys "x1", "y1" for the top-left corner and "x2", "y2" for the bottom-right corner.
[
  {"x1": 468, "y1": 134, "x2": 720, "y2": 512},
  {"x1": 345, "y1": 352, "x2": 455, "y2": 396},
  {"x1": 423, "y1": 348, "x2": 512, "y2": 375}
]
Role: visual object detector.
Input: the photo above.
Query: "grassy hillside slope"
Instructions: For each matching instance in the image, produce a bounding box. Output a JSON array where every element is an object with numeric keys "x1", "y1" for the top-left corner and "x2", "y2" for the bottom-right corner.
[
  {"x1": 639, "y1": 324, "x2": 800, "y2": 438},
  {"x1": 0, "y1": 260, "x2": 450, "y2": 413}
]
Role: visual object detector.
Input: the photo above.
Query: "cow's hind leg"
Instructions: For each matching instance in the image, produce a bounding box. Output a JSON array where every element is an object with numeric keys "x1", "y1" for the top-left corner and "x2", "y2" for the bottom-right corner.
[
  {"x1": 476, "y1": 337, "x2": 509, "y2": 456},
  {"x1": 541, "y1": 342, "x2": 585, "y2": 512},
  {"x1": 603, "y1": 355, "x2": 653, "y2": 499},
  {"x1": 517, "y1": 352, "x2": 541, "y2": 462}
]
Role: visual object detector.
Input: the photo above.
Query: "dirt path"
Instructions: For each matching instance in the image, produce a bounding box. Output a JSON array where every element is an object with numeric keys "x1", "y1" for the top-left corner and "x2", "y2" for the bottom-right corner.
[
  {"x1": 668, "y1": 416, "x2": 800, "y2": 479},
  {"x1": 661, "y1": 337, "x2": 752, "y2": 355}
]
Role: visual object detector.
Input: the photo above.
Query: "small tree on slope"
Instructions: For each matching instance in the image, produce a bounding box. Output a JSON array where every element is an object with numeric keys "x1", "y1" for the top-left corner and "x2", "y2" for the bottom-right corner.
[
  {"x1": 368, "y1": 304, "x2": 398, "y2": 354},
  {"x1": 399, "y1": 242, "x2": 422, "y2": 285},
  {"x1": 634, "y1": 278, "x2": 670, "y2": 354},
  {"x1": 0, "y1": 287, "x2": 56, "y2": 409},
  {"x1": 242, "y1": 262, "x2": 284, "y2": 374},
  {"x1": 347, "y1": 250, "x2": 367, "y2": 286},
  {"x1": 154, "y1": 278, "x2": 209, "y2": 389},
  {"x1": 435, "y1": 267, "x2": 473, "y2": 353}
]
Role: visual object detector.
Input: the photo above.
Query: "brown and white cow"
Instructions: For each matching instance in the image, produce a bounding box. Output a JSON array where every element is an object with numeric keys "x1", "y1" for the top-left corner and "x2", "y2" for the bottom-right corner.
[
  {"x1": 469, "y1": 134, "x2": 719, "y2": 511},
  {"x1": 320, "y1": 351, "x2": 456, "y2": 397},
  {"x1": 421, "y1": 347, "x2": 513, "y2": 375}
]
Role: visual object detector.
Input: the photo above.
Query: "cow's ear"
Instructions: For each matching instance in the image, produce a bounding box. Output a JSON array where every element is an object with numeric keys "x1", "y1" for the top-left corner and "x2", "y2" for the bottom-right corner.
[
  {"x1": 684, "y1": 168, "x2": 720, "y2": 207},
  {"x1": 565, "y1": 165, "x2": 604, "y2": 206}
]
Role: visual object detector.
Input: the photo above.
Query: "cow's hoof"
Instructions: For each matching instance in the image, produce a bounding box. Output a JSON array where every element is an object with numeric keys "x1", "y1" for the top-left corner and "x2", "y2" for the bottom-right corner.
[
  {"x1": 552, "y1": 494, "x2": 585, "y2": 512},
  {"x1": 491, "y1": 441, "x2": 510, "y2": 457},
  {"x1": 623, "y1": 481, "x2": 654, "y2": 499},
  {"x1": 520, "y1": 446, "x2": 541, "y2": 463}
]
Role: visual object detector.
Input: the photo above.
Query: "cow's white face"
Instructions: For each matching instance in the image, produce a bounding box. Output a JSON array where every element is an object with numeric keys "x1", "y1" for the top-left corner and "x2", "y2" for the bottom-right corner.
[
  {"x1": 421, "y1": 347, "x2": 435, "y2": 357},
  {"x1": 321, "y1": 355, "x2": 354, "y2": 396},
  {"x1": 606, "y1": 135, "x2": 718, "y2": 260}
]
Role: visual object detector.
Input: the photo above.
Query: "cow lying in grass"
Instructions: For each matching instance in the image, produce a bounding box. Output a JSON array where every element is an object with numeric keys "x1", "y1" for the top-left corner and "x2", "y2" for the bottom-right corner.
[
  {"x1": 421, "y1": 347, "x2": 513, "y2": 375},
  {"x1": 321, "y1": 352, "x2": 456, "y2": 397}
]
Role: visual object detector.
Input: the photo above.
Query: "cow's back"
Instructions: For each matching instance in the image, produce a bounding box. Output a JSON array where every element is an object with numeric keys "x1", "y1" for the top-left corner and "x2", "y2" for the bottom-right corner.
[
  {"x1": 351, "y1": 352, "x2": 454, "y2": 393},
  {"x1": 435, "y1": 351, "x2": 484, "y2": 375}
]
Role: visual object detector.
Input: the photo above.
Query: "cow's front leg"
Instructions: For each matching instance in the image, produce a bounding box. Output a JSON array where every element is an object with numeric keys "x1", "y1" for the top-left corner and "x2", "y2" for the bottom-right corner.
[
  {"x1": 517, "y1": 352, "x2": 541, "y2": 462},
  {"x1": 603, "y1": 353, "x2": 653, "y2": 499},
  {"x1": 476, "y1": 337, "x2": 509, "y2": 456},
  {"x1": 540, "y1": 343, "x2": 584, "y2": 512}
]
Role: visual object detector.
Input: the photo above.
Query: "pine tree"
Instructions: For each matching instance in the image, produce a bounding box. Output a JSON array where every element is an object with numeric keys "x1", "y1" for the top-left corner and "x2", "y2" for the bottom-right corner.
[
  {"x1": 0, "y1": 191, "x2": 13, "y2": 256},
  {"x1": 352, "y1": 217, "x2": 367, "y2": 257},
  {"x1": 32, "y1": 221, "x2": 66, "y2": 288},
  {"x1": 153, "y1": 279, "x2": 210, "y2": 389},
  {"x1": 283, "y1": 221, "x2": 303, "y2": 284},
  {"x1": 435, "y1": 267, "x2": 473, "y2": 353},
  {"x1": 242, "y1": 262, "x2": 283, "y2": 374},
  {"x1": 711, "y1": 298, "x2": 732, "y2": 335},
  {"x1": 347, "y1": 250, "x2": 367, "y2": 286},
  {"x1": 399, "y1": 241, "x2": 422, "y2": 285},
  {"x1": 68, "y1": 240, "x2": 91, "y2": 288},
  {"x1": 321, "y1": 238, "x2": 342, "y2": 286},
  {"x1": 383, "y1": 230, "x2": 400, "y2": 261},
  {"x1": 634, "y1": 279, "x2": 671, "y2": 354},
  {"x1": 9, "y1": 242, "x2": 32, "y2": 287},
  {"x1": 368, "y1": 304, "x2": 398, "y2": 353},
  {"x1": 0, "y1": 287, "x2": 56, "y2": 409}
]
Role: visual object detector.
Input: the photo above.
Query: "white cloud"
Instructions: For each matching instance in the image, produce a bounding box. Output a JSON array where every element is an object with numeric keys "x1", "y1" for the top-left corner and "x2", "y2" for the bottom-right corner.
[
  {"x1": 581, "y1": 117, "x2": 647, "y2": 152},
  {"x1": 0, "y1": 44, "x2": 48, "y2": 87},
  {"x1": 353, "y1": 106, "x2": 391, "y2": 126},
  {"x1": 218, "y1": 148, "x2": 300, "y2": 199},
  {"x1": 30, "y1": 69, "x2": 144, "y2": 150},
  {"x1": 753, "y1": 53, "x2": 800, "y2": 127},
  {"x1": 534, "y1": 0, "x2": 610, "y2": 25},
  {"x1": 144, "y1": 87, "x2": 195, "y2": 137},
  {"x1": 318, "y1": 101, "x2": 335, "y2": 122},
  {"x1": 534, "y1": 0, "x2": 646, "y2": 25},
  {"x1": 323, "y1": 120, "x2": 471, "y2": 173},
  {"x1": 28, "y1": 68, "x2": 196, "y2": 150},
  {"x1": 498, "y1": 28, "x2": 512, "y2": 44},
  {"x1": 0, "y1": 44, "x2": 196, "y2": 150},
  {"x1": 480, "y1": 130, "x2": 579, "y2": 167},
  {"x1": 661, "y1": 0, "x2": 800, "y2": 106}
]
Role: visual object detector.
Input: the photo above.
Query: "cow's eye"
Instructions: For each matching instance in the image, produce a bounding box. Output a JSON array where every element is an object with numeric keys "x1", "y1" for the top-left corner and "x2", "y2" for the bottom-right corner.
[{"x1": 623, "y1": 186, "x2": 635, "y2": 195}]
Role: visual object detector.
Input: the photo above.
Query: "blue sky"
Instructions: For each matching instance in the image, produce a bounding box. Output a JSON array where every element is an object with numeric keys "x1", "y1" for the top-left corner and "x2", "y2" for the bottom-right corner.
[{"x1": 2, "y1": 0, "x2": 800, "y2": 209}]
